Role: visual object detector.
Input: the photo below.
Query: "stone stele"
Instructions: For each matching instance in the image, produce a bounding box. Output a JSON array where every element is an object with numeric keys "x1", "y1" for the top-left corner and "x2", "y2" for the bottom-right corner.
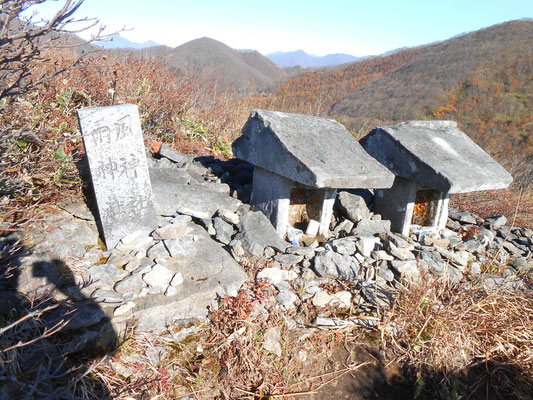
[{"x1": 77, "y1": 104, "x2": 157, "y2": 249}]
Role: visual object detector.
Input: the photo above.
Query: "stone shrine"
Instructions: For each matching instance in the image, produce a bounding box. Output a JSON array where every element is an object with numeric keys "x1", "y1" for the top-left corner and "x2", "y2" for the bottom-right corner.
[
  {"x1": 77, "y1": 104, "x2": 157, "y2": 249},
  {"x1": 233, "y1": 109, "x2": 394, "y2": 238},
  {"x1": 361, "y1": 120, "x2": 513, "y2": 236}
]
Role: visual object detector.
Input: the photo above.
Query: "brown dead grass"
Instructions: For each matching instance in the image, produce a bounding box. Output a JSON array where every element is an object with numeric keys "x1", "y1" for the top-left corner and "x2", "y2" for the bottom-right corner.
[{"x1": 382, "y1": 273, "x2": 533, "y2": 398}]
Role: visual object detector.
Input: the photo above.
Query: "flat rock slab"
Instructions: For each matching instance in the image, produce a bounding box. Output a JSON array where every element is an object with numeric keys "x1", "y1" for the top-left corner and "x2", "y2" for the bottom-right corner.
[
  {"x1": 235, "y1": 211, "x2": 288, "y2": 256},
  {"x1": 361, "y1": 120, "x2": 513, "y2": 193},
  {"x1": 233, "y1": 109, "x2": 394, "y2": 188},
  {"x1": 152, "y1": 182, "x2": 242, "y2": 218},
  {"x1": 119, "y1": 224, "x2": 247, "y2": 333},
  {"x1": 77, "y1": 105, "x2": 157, "y2": 249}
]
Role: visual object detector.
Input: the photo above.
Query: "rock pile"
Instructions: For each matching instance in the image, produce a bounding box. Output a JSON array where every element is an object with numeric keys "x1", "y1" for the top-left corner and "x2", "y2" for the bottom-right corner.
[{"x1": 2, "y1": 147, "x2": 531, "y2": 350}]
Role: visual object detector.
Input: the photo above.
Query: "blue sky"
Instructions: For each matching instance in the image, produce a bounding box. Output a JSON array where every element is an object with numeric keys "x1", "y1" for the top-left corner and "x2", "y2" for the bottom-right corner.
[{"x1": 36, "y1": 0, "x2": 532, "y2": 56}]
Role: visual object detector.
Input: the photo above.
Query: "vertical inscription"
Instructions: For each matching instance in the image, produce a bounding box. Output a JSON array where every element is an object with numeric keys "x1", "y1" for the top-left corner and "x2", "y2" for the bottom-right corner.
[{"x1": 77, "y1": 105, "x2": 156, "y2": 249}]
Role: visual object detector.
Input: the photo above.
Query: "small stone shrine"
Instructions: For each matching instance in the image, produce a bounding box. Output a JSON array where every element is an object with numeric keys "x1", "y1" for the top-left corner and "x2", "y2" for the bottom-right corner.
[
  {"x1": 361, "y1": 120, "x2": 513, "y2": 236},
  {"x1": 77, "y1": 104, "x2": 157, "y2": 249},
  {"x1": 232, "y1": 109, "x2": 394, "y2": 238}
]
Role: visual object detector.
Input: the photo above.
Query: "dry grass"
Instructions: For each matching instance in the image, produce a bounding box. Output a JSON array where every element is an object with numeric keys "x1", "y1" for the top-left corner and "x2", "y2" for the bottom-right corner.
[{"x1": 382, "y1": 273, "x2": 533, "y2": 398}]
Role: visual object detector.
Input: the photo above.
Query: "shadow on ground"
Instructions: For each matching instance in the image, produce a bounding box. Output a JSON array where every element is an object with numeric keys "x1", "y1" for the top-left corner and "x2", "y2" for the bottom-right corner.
[{"x1": 0, "y1": 233, "x2": 117, "y2": 399}]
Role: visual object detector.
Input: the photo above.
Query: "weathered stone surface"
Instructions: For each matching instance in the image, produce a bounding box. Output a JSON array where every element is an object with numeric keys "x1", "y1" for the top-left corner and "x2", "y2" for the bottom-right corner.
[
  {"x1": 158, "y1": 144, "x2": 193, "y2": 167},
  {"x1": 213, "y1": 217, "x2": 233, "y2": 245},
  {"x1": 336, "y1": 191, "x2": 371, "y2": 222},
  {"x1": 217, "y1": 208, "x2": 240, "y2": 225},
  {"x1": 114, "y1": 274, "x2": 144, "y2": 294},
  {"x1": 361, "y1": 121, "x2": 513, "y2": 193},
  {"x1": 77, "y1": 104, "x2": 157, "y2": 249},
  {"x1": 152, "y1": 223, "x2": 189, "y2": 240},
  {"x1": 152, "y1": 182, "x2": 241, "y2": 218},
  {"x1": 142, "y1": 264, "x2": 174, "y2": 293},
  {"x1": 285, "y1": 245, "x2": 315, "y2": 258},
  {"x1": 390, "y1": 260, "x2": 421, "y2": 282},
  {"x1": 88, "y1": 264, "x2": 122, "y2": 287},
  {"x1": 234, "y1": 211, "x2": 288, "y2": 256},
  {"x1": 356, "y1": 236, "x2": 379, "y2": 257},
  {"x1": 273, "y1": 254, "x2": 303, "y2": 266},
  {"x1": 263, "y1": 327, "x2": 282, "y2": 356},
  {"x1": 313, "y1": 251, "x2": 360, "y2": 280},
  {"x1": 91, "y1": 289, "x2": 124, "y2": 304},
  {"x1": 128, "y1": 225, "x2": 247, "y2": 333},
  {"x1": 257, "y1": 267, "x2": 298, "y2": 284},
  {"x1": 233, "y1": 109, "x2": 394, "y2": 188},
  {"x1": 116, "y1": 231, "x2": 154, "y2": 253},
  {"x1": 486, "y1": 215, "x2": 507, "y2": 228},
  {"x1": 164, "y1": 236, "x2": 197, "y2": 258},
  {"x1": 330, "y1": 238, "x2": 356, "y2": 255},
  {"x1": 146, "y1": 241, "x2": 169, "y2": 259},
  {"x1": 449, "y1": 209, "x2": 477, "y2": 224},
  {"x1": 276, "y1": 291, "x2": 298, "y2": 309},
  {"x1": 353, "y1": 219, "x2": 391, "y2": 236}
]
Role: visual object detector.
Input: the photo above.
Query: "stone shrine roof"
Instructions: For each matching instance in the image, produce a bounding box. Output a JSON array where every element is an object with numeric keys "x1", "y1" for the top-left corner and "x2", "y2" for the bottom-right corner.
[
  {"x1": 361, "y1": 120, "x2": 513, "y2": 193},
  {"x1": 232, "y1": 109, "x2": 394, "y2": 188}
]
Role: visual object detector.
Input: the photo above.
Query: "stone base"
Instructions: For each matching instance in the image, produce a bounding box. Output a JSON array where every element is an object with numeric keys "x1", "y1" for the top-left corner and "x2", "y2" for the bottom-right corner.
[
  {"x1": 250, "y1": 167, "x2": 336, "y2": 238},
  {"x1": 374, "y1": 177, "x2": 449, "y2": 236}
]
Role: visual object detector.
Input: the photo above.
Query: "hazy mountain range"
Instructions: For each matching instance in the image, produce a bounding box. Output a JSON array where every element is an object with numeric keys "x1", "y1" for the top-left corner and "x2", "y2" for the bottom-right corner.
[
  {"x1": 95, "y1": 34, "x2": 159, "y2": 50},
  {"x1": 265, "y1": 50, "x2": 367, "y2": 68}
]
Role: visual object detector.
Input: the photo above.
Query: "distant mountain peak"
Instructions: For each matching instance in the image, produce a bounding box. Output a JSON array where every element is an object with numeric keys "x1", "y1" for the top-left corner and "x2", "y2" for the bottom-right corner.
[
  {"x1": 95, "y1": 34, "x2": 160, "y2": 50},
  {"x1": 266, "y1": 50, "x2": 366, "y2": 68}
]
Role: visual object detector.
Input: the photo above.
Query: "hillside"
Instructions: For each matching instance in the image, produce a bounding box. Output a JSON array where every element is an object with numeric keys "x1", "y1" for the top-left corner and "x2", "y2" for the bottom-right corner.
[
  {"x1": 116, "y1": 37, "x2": 282, "y2": 92},
  {"x1": 332, "y1": 20, "x2": 533, "y2": 121}
]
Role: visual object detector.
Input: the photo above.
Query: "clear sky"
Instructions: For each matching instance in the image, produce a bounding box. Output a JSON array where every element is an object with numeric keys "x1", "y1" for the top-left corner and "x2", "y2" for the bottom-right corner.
[{"x1": 35, "y1": 0, "x2": 533, "y2": 56}]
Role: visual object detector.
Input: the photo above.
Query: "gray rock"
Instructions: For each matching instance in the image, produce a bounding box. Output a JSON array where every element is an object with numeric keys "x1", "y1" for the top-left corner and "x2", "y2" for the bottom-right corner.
[
  {"x1": 386, "y1": 241, "x2": 415, "y2": 260},
  {"x1": 353, "y1": 219, "x2": 391, "y2": 236},
  {"x1": 91, "y1": 289, "x2": 124, "y2": 304},
  {"x1": 446, "y1": 218, "x2": 462, "y2": 231},
  {"x1": 336, "y1": 191, "x2": 371, "y2": 222},
  {"x1": 114, "y1": 274, "x2": 145, "y2": 293},
  {"x1": 146, "y1": 241, "x2": 169, "y2": 259},
  {"x1": 313, "y1": 250, "x2": 361, "y2": 281},
  {"x1": 476, "y1": 229, "x2": 495, "y2": 247},
  {"x1": 486, "y1": 215, "x2": 507, "y2": 229},
  {"x1": 88, "y1": 264, "x2": 122, "y2": 286},
  {"x1": 263, "y1": 327, "x2": 282, "y2": 356},
  {"x1": 213, "y1": 217, "x2": 233, "y2": 245},
  {"x1": 234, "y1": 211, "x2": 288, "y2": 256},
  {"x1": 377, "y1": 267, "x2": 394, "y2": 282},
  {"x1": 449, "y1": 210, "x2": 477, "y2": 224},
  {"x1": 356, "y1": 236, "x2": 379, "y2": 257},
  {"x1": 511, "y1": 257, "x2": 532, "y2": 273},
  {"x1": 257, "y1": 267, "x2": 298, "y2": 284},
  {"x1": 503, "y1": 241, "x2": 524, "y2": 256},
  {"x1": 390, "y1": 260, "x2": 421, "y2": 282},
  {"x1": 276, "y1": 291, "x2": 298, "y2": 309},
  {"x1": 164, "y1": 236, "x2": 197, "y2": 258},
  {"x1": 142, "y1": 264, "x2": 174, "y2": 293},
  {"x1": 333, "y1": 219, "x2": 354, "y2": 236},
  {"x1": 152, "y1": 223, "x2": 189, "y2": 240},
  {"x1": 217, "y1": 208, "x2": 240, "y2": 225},
  {"x1": 152, "y1": 183, "x2": 242, "y2": 218},
  {"x1": 158, "y1": 144, "x2": 193, "y2": 167},
  {"x1": 285, "y1": 245, "x2": 315, "y2": 258},
  {"x1": 274, "y1": 254, "x2": 303, "y2": 266},
  {"x1": 330, "y1": 238, "x2": 356, "y2": 255}
]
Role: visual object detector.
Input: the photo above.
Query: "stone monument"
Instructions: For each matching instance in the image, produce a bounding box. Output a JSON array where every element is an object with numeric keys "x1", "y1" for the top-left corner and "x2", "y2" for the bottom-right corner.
[
  {"x1": 233, "y1": 109, "x2": 394, "y2": 238},
  {"x1": 361, "y1": 120, "x2": 513, "y2": 235},
  {"x1": 77, "y1": 104, "x2": 157, "y2": 249}
]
